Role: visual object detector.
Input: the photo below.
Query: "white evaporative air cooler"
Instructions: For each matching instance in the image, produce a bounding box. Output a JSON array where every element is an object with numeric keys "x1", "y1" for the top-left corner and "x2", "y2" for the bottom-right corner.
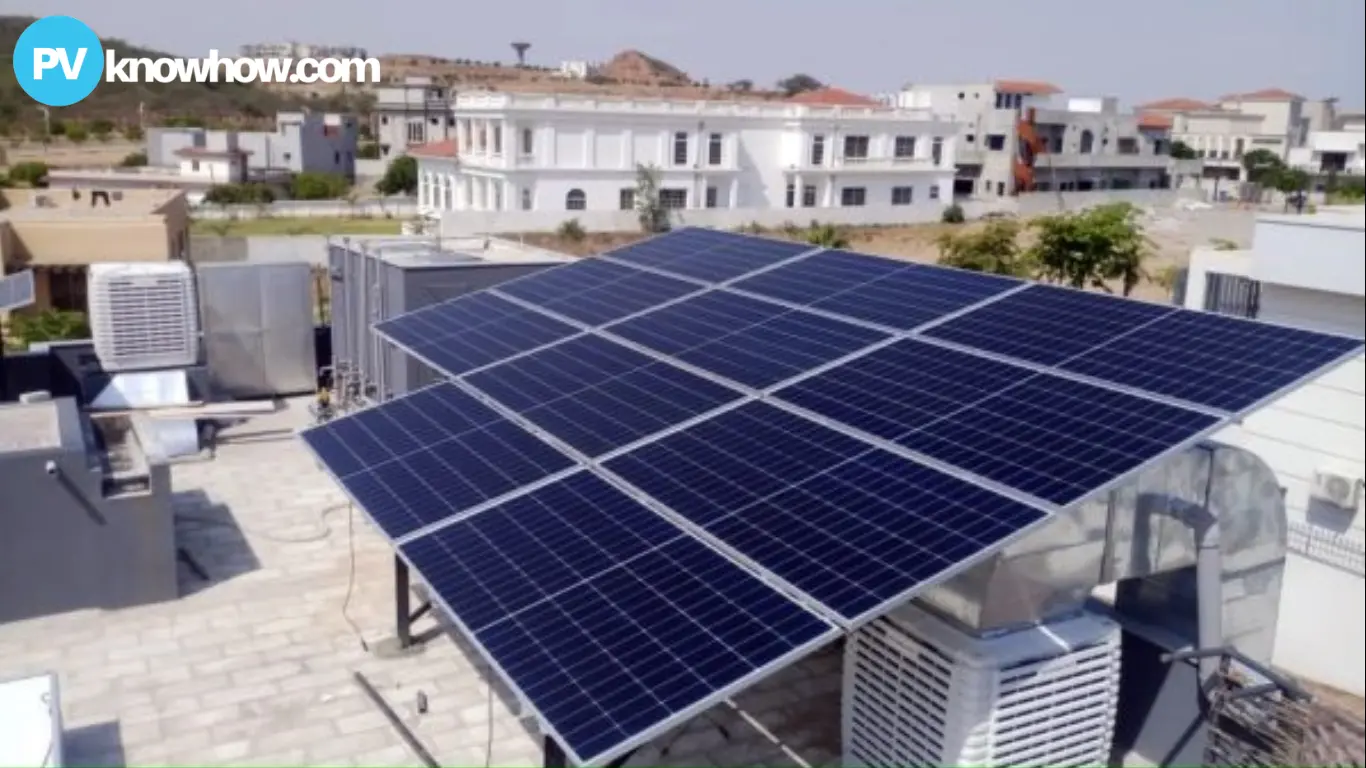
[
  {"x1": 87, "y1": 262, "x2": 200, "y2": 372},
  {"x1": 843, "y1": 602, "x2": 1122, "y2": 768}
]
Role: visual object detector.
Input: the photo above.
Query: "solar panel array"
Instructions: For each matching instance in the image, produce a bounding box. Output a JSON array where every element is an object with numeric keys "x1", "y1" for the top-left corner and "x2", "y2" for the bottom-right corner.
[
  {"x1": 0, "y1": 269, "x2": 36, "y2": 312},
  {"x1": 302, "y1": 228, "x2": 1364, "y2": 766}
]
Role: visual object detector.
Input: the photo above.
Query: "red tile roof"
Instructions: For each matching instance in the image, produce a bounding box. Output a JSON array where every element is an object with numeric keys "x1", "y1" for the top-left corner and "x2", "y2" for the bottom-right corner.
[
  {"x1": 995, "y1": 79, "x2": 1063, "y2": 96},
  {"x1": 1219, "y1": 88, "x2": 1305, "y2": 102},
  {"x1": 1136, "y1": 97, "x2": 1212, "y2": 112},
  {"x1": 1136, "y1": 113, "x2": 1174, "y2": 130},
  {"x1": 409, "y1": 139, "x2": 458, "y2": 158},
  {"x1": 787, "y1": 87, "x2": 883, "y2": 107}
]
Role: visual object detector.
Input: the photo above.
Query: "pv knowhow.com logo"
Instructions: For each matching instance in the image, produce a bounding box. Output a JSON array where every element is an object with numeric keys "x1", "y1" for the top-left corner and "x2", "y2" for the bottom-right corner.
[{"x1": 12, "y1": 15, "x2": 382, "y2": 107}]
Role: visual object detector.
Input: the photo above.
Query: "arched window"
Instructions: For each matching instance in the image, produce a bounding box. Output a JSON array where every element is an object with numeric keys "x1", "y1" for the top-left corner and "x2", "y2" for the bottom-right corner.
[
  {"x1": 1079, "y1": 130, "x2": 1095, "y2": 153},
  {"x1": 566, "y1": 189, "x2": 586, "y2": 210}
]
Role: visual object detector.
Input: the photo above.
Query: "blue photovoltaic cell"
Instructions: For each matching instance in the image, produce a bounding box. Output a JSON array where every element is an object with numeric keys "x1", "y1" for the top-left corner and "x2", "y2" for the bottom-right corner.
[
  {"x1": 607, "y1": 291, "x2": 889, "y2": 389},
  {"x1": 496, "y1": 258, "x2": 699, "y2": 326},
  {"x1": 608, "y1": 228, "x2": 812, "y2": 283},
  {"x1": 732, "y1": 250, "x2": 1020, "y2": 330},
  {"x1": 923, "y1": 284, "x2": 1175, "y2": 366},
  {"x1": 466, "y1": 335, "x2": 743, "y2": 456},
  {"x1": 1060, "y1": 310, "x2": 1364, "y2": 413},
  {"x1": 400, "y1": 472, "x2": 834, "y2": 766},
  {"x1": 604, "y1": 402, "x2": 1050, "y2": 622},
  {"x1": 300, "y1": 383, "x2": 575, "y2": 539},
  {"x1": 776, "y1": 339, "x2": 1221, "y2": 504},
  {"x1": 374, "y1": 292, "x2": 578, "y2": 377}
]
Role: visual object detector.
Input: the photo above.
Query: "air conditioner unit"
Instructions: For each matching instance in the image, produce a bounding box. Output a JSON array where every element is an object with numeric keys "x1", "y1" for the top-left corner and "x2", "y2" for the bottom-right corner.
[
  {"x1": 843, "y1": 603, "x2": 1122, "y2": 768},
  {"x1": 87, "y1": 262, "x2": 200, "y2": 372},
  {"x1": 1312, "y1": 468, "x2": 1363, "y2": 510}
]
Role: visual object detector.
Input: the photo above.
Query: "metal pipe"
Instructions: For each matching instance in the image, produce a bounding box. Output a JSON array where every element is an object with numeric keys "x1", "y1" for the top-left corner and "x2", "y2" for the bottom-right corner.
[
  {"x1": 1194, "y1": 461, "x2": 1224, "y2": 687},
  {"x1": 352, "y1": 670, "x2": 439, "y2": 768}
]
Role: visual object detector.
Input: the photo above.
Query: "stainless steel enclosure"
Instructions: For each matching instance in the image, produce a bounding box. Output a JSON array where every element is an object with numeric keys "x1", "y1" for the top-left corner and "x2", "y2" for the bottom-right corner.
[{"x1": 197, "y1": 262, "x2": 317, "y2": 398}]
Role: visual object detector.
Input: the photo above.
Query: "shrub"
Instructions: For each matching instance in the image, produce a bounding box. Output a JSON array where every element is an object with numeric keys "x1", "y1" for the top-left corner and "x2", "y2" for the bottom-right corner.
[
  {"x1": 119, "y1": 151, "x2": 148, "y2": 167},
  {"x1": 941, "y1": 203, "x2": 966, "y2": 223},
  {"x1": 7, "y1": 161, "x2": 50, "y2": 187},
  {"x1": 290, "y1": 171, "x2": 350, "y2": 200},
  {"x1": 204, "y1": 182, "x2": 275, "y2": 205},
  {"x1": 65, "y1": 123, "x2": 90, "y2": 143},
  {"x1": 557, "y1": 218, "x2": 586, "y2": 242}
]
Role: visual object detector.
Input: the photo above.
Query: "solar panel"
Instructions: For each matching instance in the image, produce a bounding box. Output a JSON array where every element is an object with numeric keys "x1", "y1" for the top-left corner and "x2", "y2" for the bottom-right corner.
[
  {"x1": 0, "y1": 269, "x2": 36, "y2": 312},
  {"x1": 300, "y1": 383, "x2": 576, "y2": 539},
  {"x1": 606, "y1": 228, "x2": 812, "y2": 283},
  {"x1": 465, "y1": 334, "x2": 744, "y2": 456},
  {"x1": 400, "y1": 471, "x2": 836, "y2": 766},
  {"x1": 731, "y1": 250, "x2": 1021, "y2": 329},
  {"x1": 775, "y1": 339, "x2": 1222, "y2": 505},
  {"x1": 603, "y1": 402, "x2": 1050, "y2": 624},
  {"x1": 606, "y1": 291, "x2": 889, "y2": 389},
  {"x1": 495, "y1": 258, "x2": 699, "y2": 326},
  {"x1": 923, "y1": 284, "x2": 1175, "y2": 366},
  {"x1": 374, "y1": 292, "x2": 579, "y2": 377},
  {"x1": 1058, "y1": 310, "x2": 1365, "y2": 414}
]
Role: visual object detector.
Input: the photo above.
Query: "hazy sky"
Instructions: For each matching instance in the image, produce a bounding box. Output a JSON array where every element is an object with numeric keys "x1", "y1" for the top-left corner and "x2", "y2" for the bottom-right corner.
[{"x1": 12, "y1": 0, "x2": 1366, "y2": 108}]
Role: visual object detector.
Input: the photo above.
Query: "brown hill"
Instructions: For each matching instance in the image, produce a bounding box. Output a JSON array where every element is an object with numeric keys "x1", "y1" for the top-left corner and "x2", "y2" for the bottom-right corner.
[{"x1": 598, "y1": 50, "x2": 689, "y2": 85}]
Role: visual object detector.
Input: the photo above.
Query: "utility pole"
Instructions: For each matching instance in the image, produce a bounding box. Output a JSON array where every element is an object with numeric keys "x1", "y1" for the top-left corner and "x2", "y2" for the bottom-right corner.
[{"x1": 38, "y1": 106, "x2": 51, "y2": 150}]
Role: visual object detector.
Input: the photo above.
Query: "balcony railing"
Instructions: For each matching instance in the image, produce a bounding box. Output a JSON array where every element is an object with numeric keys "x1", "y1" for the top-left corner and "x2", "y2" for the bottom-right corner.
[{"x1": 1034, "y1": 152, "x2": 1171, "y2": 170}]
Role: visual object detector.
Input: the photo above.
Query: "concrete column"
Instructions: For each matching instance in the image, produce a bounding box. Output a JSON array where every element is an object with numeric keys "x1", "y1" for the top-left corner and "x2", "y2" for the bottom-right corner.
[
  {"x1": 503, "y1": 179, "x2": 514, "y2": 211},
  {"x1": 417, "y1": 173, "x2": 428, "y2": 208},
  {"x1": 728, "y1": 177, "x2": 739, "y2": 208},
  {"x1": 794, "y1": 173, "x2": 804, "y2": 207},
  {"x1": 447, "y1": 174, "x2": 459, "y2": 210}
]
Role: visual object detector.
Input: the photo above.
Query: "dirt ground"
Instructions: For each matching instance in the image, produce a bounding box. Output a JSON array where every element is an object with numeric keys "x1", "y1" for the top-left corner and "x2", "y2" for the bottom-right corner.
[
  {"x1": 2, "y1": 139, "x2": 143, "y2": 169},
  {"x1": 520, "y1": 203, "x2": 1260, "y2": 302}
]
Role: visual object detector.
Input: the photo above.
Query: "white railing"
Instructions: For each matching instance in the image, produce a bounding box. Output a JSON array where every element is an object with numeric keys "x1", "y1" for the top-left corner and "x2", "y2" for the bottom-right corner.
[
  {"x1": 454, "y1": 92, "x2": 940, "y2": 123},
  {"x1": 1287, "y1": 520, "x2": 1366, "y2": 576}
]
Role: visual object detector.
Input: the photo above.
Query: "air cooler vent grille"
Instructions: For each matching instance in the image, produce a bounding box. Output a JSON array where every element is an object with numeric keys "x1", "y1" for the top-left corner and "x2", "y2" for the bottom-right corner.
[
  {"x1": 843, "y1": 603, "x2": 1122, "y2": 768},
  {"x1": 88, "y1": 263, "x2": 199, "y2": 372}
]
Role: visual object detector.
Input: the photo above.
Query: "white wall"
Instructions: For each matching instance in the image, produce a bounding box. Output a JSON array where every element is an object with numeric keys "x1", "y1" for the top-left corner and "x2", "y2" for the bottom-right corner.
[
  {"x1": 1185, "y1": 230, "x2": 1366, "y2": 696},
  {"x1": 1253, "y1": 214, "x2": 1366, "y2": 298}
]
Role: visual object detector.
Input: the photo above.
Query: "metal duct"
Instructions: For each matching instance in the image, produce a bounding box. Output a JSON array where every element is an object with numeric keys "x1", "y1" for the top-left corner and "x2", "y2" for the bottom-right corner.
[{"x1": 914, "y1": 440, "x2": 1287, "y2": 664}]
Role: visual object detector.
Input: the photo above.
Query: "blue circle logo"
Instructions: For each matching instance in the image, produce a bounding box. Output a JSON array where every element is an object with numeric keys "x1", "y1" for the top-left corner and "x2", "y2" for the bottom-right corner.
[{"x1": 11, "y1": 16, "x2": 106, "y2": 107}]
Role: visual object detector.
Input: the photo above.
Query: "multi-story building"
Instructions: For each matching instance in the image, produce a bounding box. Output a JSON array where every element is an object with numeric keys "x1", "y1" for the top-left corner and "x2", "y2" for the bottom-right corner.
[
  {"x1": 1289, "y1": 111, "x2": 1366, "y2": 176},
  {"x1": 372, "y1": 77, "x2": 454, "y2": 161},
  {"x1": 0, "y1": 188, "x2": 190, "y2": 318},
  {"x1": 239, "y1": 42, "x2": 369, "y2": 60},
  {"x1": 1139, "y1": 89, "x2": 1319, "y2": 181},
  {"x1": 146, "y1": 112, "x2": 360, "y2": 180},
  {"x1": 893, "y1": 81, "x2": 1173, "y2": 197},
  {"x1": 412, "y1": 90, "x2": 957, "y2": 215}
]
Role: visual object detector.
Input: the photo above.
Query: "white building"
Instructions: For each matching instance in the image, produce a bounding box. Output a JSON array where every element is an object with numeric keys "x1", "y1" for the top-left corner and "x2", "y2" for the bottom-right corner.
[
  {"x1": 1183, "y1": 209, "x2": 1365, "y2": 695},
  {"x1": 1288, "y1": 112, "x2": 1366, "y2": 176},
  {"x1": 372, "y1": 77, "x2": 454, "y2": 161},
  {"x1": 894, "y1": 81, "x2": 1173, "y2": 197},
  {"x1": 413, "y1": 91, "x2": 958, "y2": 216}
]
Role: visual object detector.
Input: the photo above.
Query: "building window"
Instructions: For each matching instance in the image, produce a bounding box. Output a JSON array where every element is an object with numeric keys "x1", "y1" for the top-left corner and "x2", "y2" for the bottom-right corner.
[
  {"x1": 521, "y1": 188, "x2": 532, "y2": 210},
  {"x1": 786, "y1": 184, "x2": 795, "y2": 208},
  {"x1": 708, "y1": 133, "x2": 723, "y2": 165},
  {"x1": 191, "y1": 160, "x2": 200, "y2": 172},
  {"x1": 380, "y1": 116, "x2": 389, "y2": 125},
  {"x1": 430, "y1": 117, "x2": 439, "y2": 125},
  {"x1": 566, "y1": 189, "x2": 586, "y2": 210},
  {"x1": 891, "y1": 186, "x2": 914, "y2": 205},
  {"x1": 705, "y1": 186, "x2": 719, "y2": 208},
  {"x1": 447, "y1": 117, "x2": 456, "y2": 126},
  {"x1": 1234, "y1": 138, "x2": 1245, "y2": 158},
  {"x1": 673, "y1": 132, "x2": 689, "y2": 165},
  {"x1": 619, "y1": 188, "x2": 635, "y2": 210},
  {"x1": 811, "y1": 135, "x2": 826, "y2": 166},
  {"x1": 493, "y1": 126, "x2": 503, "y2": 154},
  {"x1": 522, "y1": 127, "x2": 534, "y2": 156},
  {"x1": 929, "y1": 185, "x2": 941, "y2": 200},
  {"x1": 407, "y1": 122, "x2": 425, "y2": 144},
  {"x1": 48, "y1": 267, "x2": 89, "y2": 313},
  {"x1": 660, "y1": 188, "x2": 688, "y2": 209},
  {"x1": 986, "y1": 134, "x2": 1007, "y2": 151},
  {"x1": 843, "y1": 135, "x2": 870, "y2": 159},
  {"x1": 1079, "y1": 130, "x2": 1095, "y2": 153},
  {"x1": 802, "y1": 185, "x2": 817, "y2": 207},
  {"x1": 840, "y1": 187, "x2": 867, "y2": 206},
  {"x1": 894, "y1": 136, "x2": 916, "y2": 158},
  {"x1": 334, "y1": 151, "x2": 340, "y2": 163},
  {"x1": 931, "y1": 137, "x2": 944, "y2": 165}
]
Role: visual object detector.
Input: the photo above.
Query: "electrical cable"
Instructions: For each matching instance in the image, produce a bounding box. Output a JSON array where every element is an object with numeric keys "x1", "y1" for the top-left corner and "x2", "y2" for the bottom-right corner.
[
  {"x1": 174, "y1": 502, "x2": 348, "y2": 545},
  {"x1": 39, "y1": 691, "x2": 53, "y2": 768},
  {"x1": 340, "y1": 501, "x2": 369, "y2": 652},
  {"x1": 484, "y1": 671, "x2": 495, "y2": 768}
]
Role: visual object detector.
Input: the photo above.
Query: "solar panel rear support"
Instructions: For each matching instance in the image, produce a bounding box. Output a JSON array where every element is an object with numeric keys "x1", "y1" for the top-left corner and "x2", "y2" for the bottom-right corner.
[{"x1": 542, "y1": 734, "x2": 637, "y2": 768}]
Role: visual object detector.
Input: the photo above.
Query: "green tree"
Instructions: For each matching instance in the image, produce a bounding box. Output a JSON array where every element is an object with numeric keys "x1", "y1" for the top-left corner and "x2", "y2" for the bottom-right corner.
[
  {"x1": 777, "y1": 74, "x2": 823, "y2": 97},
  {"x1": 804, "y1": 221, "x2": 850, "y2": 249},
  {"x1": 1028, "y1": 202, "x2": 1151, "y2": 296},
  {"x1": 936, "y1": 220, "x2": 1032, "y2": 276},
  {"x1": 122, "y1": 124, "x2": 145, "y2": 141},
  {"x1": 375, "y1": 156, "x2": 417, "y2": 195},
  {"x1": 290, "y1": 171, "x2": 350, "y2": 200},
  {"x1": 1168, "y1": 140, "x2": 1197, "y2": 160},
  {"x1": 65, "y1": 122, "x2": 89, "y2": 143},
  {"x1": 634, "y1": 163, "x2": 669, "y2": 233},
  {"x1": 357, "y1": 142, "x2": 381, "y2": 160},
  {"x1": 941, "y1": 203, "x2": 966, "y2": 223},
  {"x1": 119, "y1": 151, "x2": 148, "y2": 167},
  {"x1": 1273, "y1": 167, "x2": 1310, "y2": 195},
  {"x1": 10, "y1": 310, "x2": 91, "y2": 347},
  {"x1": 557, "y1": 218, "x2": 586, "y2": 243},
  {"x1": 1241, "y1": 148, "x2": 1285, "y2": 185}
]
